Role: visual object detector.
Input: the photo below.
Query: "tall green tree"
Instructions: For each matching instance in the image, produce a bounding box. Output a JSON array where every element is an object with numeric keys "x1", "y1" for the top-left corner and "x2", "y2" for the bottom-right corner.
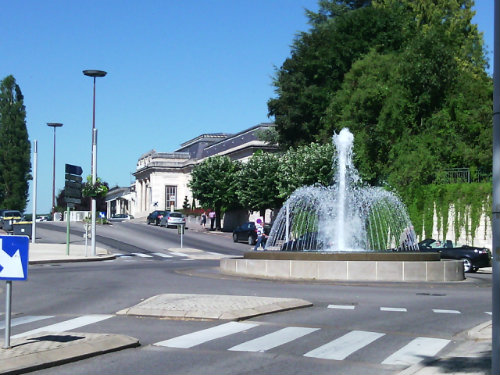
[
  {"x1": 0, "y1": 75, "x2": 31, "y2": 211},
  {"x1": 267, "y1": 3, "x2": 407, "y2": 149},
  {"x1": 189, "y1": 156, "x2": 241, "y2": 230},
  {"x1": 236, "y1": 151, "x2": 282, "y2": 217}
]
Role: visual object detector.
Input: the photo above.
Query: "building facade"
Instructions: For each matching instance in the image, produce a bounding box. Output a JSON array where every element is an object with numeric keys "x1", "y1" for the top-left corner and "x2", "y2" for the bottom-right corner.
[{"x1": 130, "y1": 123, "x2": 277, "y2": 218}]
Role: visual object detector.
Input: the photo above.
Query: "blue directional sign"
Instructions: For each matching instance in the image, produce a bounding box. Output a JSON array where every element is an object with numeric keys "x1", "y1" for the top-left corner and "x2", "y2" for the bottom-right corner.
[{"x1": 0, "y1": 236, "x2": 29, "y2": 281}]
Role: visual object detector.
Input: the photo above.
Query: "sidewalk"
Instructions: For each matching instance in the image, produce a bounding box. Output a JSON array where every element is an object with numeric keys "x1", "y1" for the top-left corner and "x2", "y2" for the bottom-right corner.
[{"x1": 0, "y1": 229, "x2": 494, "y2": 374}]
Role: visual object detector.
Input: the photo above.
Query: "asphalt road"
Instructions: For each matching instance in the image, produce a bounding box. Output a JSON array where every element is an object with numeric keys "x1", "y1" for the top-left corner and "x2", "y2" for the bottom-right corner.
[{"x1": 1, "y1": 221, "x2": 492, "y2": 374}]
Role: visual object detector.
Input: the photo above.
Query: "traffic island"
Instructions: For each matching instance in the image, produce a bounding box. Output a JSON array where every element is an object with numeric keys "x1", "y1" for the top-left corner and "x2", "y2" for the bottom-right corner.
[
  {"x1": 116, "y1": 293, "x2": 312, "y2": 320},
  {"x1": 220, "y1": 251, "x2": 464, "y2": 282},
  {"x1": 0, "y1": 332, "x2": 139, "y2": 374}
]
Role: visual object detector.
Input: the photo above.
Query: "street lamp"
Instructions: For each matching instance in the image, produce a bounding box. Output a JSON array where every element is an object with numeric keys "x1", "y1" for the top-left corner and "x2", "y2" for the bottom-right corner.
[
  {"x1": 83, "y1": 69, "x2": 107, "y2": 256},
  {"x1": 47, "y1": 122, "x2": 63, "y2": 216}
]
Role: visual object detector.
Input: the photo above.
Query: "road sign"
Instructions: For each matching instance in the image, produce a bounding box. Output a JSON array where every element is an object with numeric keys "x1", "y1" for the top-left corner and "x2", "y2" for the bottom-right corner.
[
  {"x1": 0, "y1": 236, "x2": 29, "y2": 281},
  {"x1": 65, "y1": 164, "x2": 83, "y2": 175},
  {"x1": 65, "y1": 164, "x2": 83, "y2": 203}
]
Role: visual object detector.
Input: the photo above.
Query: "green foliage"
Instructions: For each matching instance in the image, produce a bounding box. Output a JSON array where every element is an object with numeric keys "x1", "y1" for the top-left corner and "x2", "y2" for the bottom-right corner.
[
  {"x1": 0, "y1": 75, "x2": 31, "y2": 211},
  {"x1": 268, "y1": 0, "x2": 492, "y2": 193},
  {"x1": 268, "y1": 4, "x2": 407, "y2": 149},
  {"x1": 82, "y1": 175, "x2": 109, "y2": 198},
  {"x1": 189, "y1": 156, "x2": 241, "y2": 228},
  {"x1": 236, "y1": 151, "x2": 282, "y2": 215},
  {"x1": 401, "y1": 183, "x2": 491, "y2": 244},
  {"x1": 182, "y1": 196, "x2": 190, "y2": 210},
  {"x1": 276, "y1": 142, "x2": 334, "y2": 199}
]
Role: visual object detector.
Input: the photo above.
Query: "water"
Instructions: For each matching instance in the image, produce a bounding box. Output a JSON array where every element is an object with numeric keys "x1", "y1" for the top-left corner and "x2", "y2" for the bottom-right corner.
[{"x1": 266, "y1": 128, "x2": 418, "y2": 252}]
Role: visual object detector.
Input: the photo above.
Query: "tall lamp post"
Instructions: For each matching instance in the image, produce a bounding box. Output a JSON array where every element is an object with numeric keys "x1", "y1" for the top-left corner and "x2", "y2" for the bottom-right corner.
[
  {"x1": 47, "y1": 123, "x2": 63, "y2": 217},
  {"x1": 83, "y1": 69, "x2": 107, "y2": 257}
]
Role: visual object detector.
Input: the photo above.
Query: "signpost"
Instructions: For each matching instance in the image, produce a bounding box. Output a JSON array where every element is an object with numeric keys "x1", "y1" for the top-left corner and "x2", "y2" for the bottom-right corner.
[
  {"x1": 0, "y1": 236, "x2": 29, "y2": 349},
  {"x1": 64, "y1": 164, "x2": 83, "y2": 255}
]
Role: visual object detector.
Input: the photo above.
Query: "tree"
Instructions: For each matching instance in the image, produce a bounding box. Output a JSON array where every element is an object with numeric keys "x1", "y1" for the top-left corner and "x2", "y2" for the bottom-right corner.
[
  {"x1": 0, "y1": 75, "x2": 31, "y2": 211},
  {"x1": 189, "y1": 156, "x2": 241, "y2": 230},
  {"x1": 236, "y1": 151, "x2": 282, "y2": 217},
  {"x1": 276, "y1": 142, "x2": 334, "y2": 199},
  {"x1": 267, "y1": 4, "x2": 407, "y2": 149}
]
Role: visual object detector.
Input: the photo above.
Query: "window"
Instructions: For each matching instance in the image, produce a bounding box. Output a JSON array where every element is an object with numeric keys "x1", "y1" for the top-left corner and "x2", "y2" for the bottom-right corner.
[{"x1": 165, "y1": 186, "x2": 177, "y2": 210}]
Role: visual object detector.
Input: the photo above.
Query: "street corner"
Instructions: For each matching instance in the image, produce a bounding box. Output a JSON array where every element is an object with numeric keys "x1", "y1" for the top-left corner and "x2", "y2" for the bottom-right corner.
[
  {"x1": 0, "y1": 331, "x2": 139, "y2": 374},
  {"x1": 115, "y1": 293, "x2": 313, "y2": 321}
]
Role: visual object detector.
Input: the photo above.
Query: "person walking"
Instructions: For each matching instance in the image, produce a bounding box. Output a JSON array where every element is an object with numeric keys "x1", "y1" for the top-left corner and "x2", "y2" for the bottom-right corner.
[
  {"x1": 253, "y1": 218, "x2": 266, "y2": 251},
  {"x1": 209, "y1": 211, "x2": 216, "y2": 230},
  {"x1": 201, "y1": 211, "x2": 207, "y2": 229}
]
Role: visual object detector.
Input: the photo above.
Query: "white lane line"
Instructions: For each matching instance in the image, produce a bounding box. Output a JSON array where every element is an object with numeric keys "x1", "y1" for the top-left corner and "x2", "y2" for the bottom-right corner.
[
  {"x1": 304, "y1": 330, "x2": 385, "y2": 360},
  {"x1": 12, "y1": 314, "x2": 113, "y2": 338},
  {"x1": 154, "y1": 322, "x2": 259, "y2": 349},
  {"x1": 169, "y1": 252, "x2": 190, "y2": 257},
  {"x1": 0, "y1": 315, "x2": 53, "y2": 330},
  {"x1": 228, "y1": 327, "x2": 319, "y2": 352},
  {"x1": 380, "y1": 307, "x2": 407, "y2": 312},
  {"x1": 486, "y1": 312, "x2": 492, "y2": 315},
  {"x1": 327, "y1": 305, "x2": 356, "y2": 310},
  {"x1": 132, "y1": 253, "x2": 153, "y2": 258},
  {"x1": 382, "y1": 337, "x2": 450, "y2": 366},
  {"x1": 432, "y1": 309, "x2": 461, "y2": 314},
  {"x1": 152, "y1": 252, "x2": 173, "y2": 258}
]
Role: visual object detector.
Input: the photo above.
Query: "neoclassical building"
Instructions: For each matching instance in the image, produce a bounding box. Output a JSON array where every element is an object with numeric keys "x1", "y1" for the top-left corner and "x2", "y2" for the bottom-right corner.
[{"x1": 129, "y1": 123, "x2": 277, "y2": 218}]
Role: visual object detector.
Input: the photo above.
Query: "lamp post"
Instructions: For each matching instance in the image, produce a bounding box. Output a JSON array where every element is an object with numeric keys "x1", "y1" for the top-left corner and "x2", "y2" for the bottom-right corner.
[
  {"x1": 47, "y1": 123, "x2": 63, "y2": 217},
  {"x1": 83, "y1": 69, "x2": 106, "y2": 256}
]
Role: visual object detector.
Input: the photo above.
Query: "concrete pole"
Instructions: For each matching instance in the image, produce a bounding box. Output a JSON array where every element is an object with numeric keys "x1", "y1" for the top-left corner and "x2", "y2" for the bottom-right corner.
[
  {"x1": 91, "y1": 129, "x2": 97, "y2": 257},
  {"x1": 31, "y1": 140, "x2": 37, "y2": 244},
  {"x1": 492, "y1": 1, "x2": 500, "y2": 373}
]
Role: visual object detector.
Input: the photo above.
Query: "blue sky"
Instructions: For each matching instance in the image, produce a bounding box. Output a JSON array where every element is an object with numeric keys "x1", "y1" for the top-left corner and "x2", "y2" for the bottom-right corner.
[{"x1": 0, "y1": 1, "x2": 494, "y2": 215}]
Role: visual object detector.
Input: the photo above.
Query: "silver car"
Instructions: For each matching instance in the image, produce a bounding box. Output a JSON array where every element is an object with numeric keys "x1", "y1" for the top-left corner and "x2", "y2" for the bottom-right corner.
[{"x1": 159, "y1": 212, "x2": 186, "y2": 228}]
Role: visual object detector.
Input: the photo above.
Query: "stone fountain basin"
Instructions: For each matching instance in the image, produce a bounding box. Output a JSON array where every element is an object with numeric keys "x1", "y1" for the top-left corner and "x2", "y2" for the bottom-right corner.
[{"x1": 220, "y1": 251, "x2": 464, "y2": 282}]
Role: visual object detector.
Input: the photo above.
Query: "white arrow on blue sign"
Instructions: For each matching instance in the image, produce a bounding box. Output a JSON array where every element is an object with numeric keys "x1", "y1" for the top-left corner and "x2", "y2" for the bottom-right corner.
[{"x1": 0, "y1": 236, "x2": 29, "y2": 281}]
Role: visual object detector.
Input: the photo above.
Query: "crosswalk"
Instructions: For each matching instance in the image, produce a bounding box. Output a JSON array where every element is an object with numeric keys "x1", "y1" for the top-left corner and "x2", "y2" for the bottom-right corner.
[
  {"x1": 0, "y1": 313, "x2": 482, "y2": 368},
  {"x1": 153, "y1": 321, "x2": 450, "y2": 367}
]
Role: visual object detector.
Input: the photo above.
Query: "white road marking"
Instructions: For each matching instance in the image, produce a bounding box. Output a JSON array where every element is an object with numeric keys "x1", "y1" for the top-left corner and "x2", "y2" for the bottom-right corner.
[
  {"x1": 304, "y1": 330, "x2": 385, "y2": 360},
  {"x1": 132, "y1": 253, "x2": 153, "y2": 258},
  {"x1": 432, "y1": 309, "x2": 461, "y2": 314},
  {"x1": 12, "y1": 314, "x2": 113, "y2": 338},
  {"x1": 382, "y1": 337, "x2": 450, "y2": 365},
  {"x1": 169, "y1": 252, "x2": 190, "y2": 257},
  {"x1": 154, "y1": 322, "x2": 259, "y2": 349},
  {"x1": 152, "y1": 252, "x2": 173, "y2": 258},
  {"x1": 228, "y1": 327, "x2": 319, "y2": 352},
  {"x1": 380, "y1": 307, "x2": 407, "y2": 312},
  {"x1": 486, "y1": 312, "x2": 492, "y2": 315},
  {"x1": 327, "y1": 305, "x2": 355, "y2": 310},
  {"x1": 0, "y1": 315, "x2": 53, "y2": 330}
]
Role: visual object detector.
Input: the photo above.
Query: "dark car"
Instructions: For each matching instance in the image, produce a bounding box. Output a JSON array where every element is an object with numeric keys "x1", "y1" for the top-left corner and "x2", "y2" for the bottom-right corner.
[
  {"x1": 281, "y1": 232, "x2": 324, "y2": 251},
  {"x1": 147, "y1": 210, "x2": 168, "y2": 226},
  {"x1": 109, "y1": 213, "x2": 133, "y2": 222},
  {"x1": 418, "y1": 239, "x2": 491, "y2": 273},
  {"x1": 233, "y1": 222, "x2": 271, "y2": 245}
]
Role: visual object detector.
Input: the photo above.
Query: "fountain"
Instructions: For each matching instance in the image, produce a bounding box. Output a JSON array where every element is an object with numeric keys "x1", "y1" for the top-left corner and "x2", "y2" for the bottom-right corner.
[
  {"x1": 220, "y1": 129, "x2": 464, "y2": 282},
  {"x1": 266, "y1": 128, "x2": 418, "y2": 252}
]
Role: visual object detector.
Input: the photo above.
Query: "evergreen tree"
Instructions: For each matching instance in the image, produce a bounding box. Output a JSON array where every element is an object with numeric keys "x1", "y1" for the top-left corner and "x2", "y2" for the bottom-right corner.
[{"x1": 0, "y1": 75, "x2": 31, "y2": 211}]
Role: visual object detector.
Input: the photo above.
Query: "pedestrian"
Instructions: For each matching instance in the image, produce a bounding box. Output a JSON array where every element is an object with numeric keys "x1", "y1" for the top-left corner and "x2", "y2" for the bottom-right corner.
[
  {"x1": 253, "y1": 218, "x2": 267, "y2": 251},
  {"x1": 201, "y1": 211, "x2": 207, "y2": 229},
  {"x1": 209, "y1": 211, "x2": 216, "y2": 230}
]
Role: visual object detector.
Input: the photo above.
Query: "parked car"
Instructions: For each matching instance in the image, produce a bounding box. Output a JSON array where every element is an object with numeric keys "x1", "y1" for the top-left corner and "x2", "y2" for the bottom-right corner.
[
  {"x1": 232, "y1": 222, "x2": 271, "y2": 245},
  {"x1": 0, "y1": 210, "x2": 22, "y2": 231},
  {"x1": 418, "y1": 238, "x2": 491, "y2": 272},
  {"x1": 108, "y1": 213, "x2": 133, "y2": 222},
  {"x1": 159, "y1": 212, "x2": 186, "y2": 228},
  {"x1": 147, "y1": 210, "x2": 168, "y2": 225}
]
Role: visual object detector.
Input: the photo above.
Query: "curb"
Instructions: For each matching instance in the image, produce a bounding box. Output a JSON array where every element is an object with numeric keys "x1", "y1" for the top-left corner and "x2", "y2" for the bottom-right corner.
[{"x1": 0, "y1": 332, "x2": 140, "y2": 375}]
